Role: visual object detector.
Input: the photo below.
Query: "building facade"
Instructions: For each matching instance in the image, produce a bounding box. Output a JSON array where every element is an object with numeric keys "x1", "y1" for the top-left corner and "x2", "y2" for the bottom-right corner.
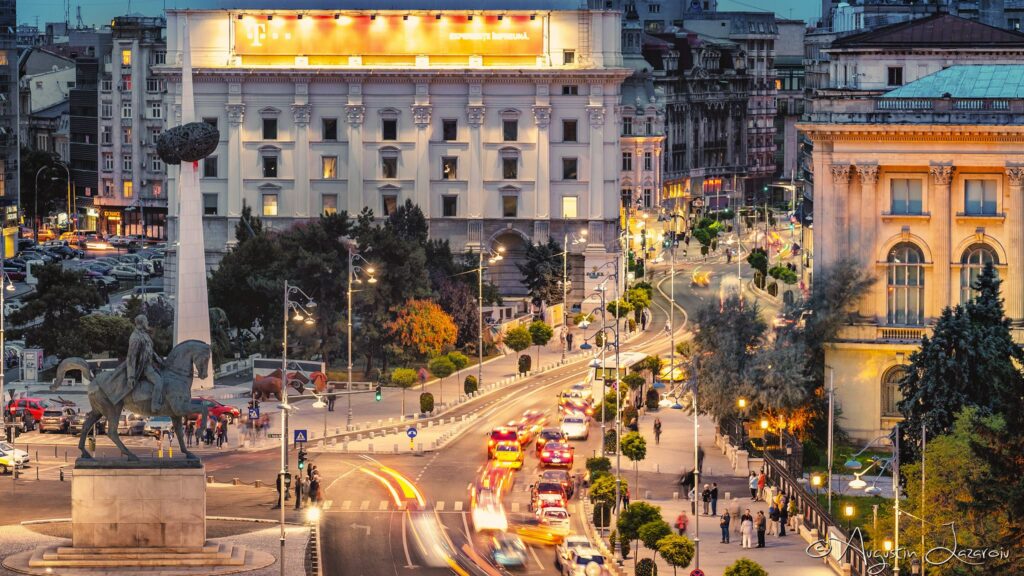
[
  {"x1": 619, "y1": 13, "x2": 665, "y2": 213},
  {"x1": 161, "y1": 7, "x2": 629, "y2": 299},
  {"x1": 0, "y1": 0, "x2": 17, "y2": 243},
  {"x1": 800, "y1": 64, "x2": 1024, "y2": 441},
  {"x1": 774, "y1": 19, "x2": 805, "y2": 183},
  {"x1": 96, "y1": 16, "x2": 167, "y2": 239}
]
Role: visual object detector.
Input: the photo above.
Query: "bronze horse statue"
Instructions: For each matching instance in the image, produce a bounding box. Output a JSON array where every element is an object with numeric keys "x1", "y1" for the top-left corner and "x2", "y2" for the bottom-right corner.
[{"x1": 52, "y1": 340, "x2": 212, "y2": 461}]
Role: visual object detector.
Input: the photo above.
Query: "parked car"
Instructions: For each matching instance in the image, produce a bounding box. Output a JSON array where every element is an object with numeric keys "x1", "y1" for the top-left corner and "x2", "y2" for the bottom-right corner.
[
  {"x1": 0, "y1": 450, "x2": 18, "y2": 474},
  {"x1": 69, "y1": 412, "x2": 105, "y2": 435},
  {"x1": 7, "y1": 397, "x2": 50, "y2": 421},
  {"x1": 144, "y1": 416, "x2": 173, "y2": 437},
  {"x1": 0, "y1": 441, "x2": 30, "y2": 466},
  {"x1": 35, "y1": 229, "x2": 56, "y2": 243},
  {"x1": 192, "y1": 398, "x2": 241, "y2": 423},
  {"x1": 108, "y1": 265, "x2": 148, "y2": 281},
  {"x1": 40, "y1": 406, "x2": 79, "y2": 433},
  {"x1": 45, "y1": 245, "x2": 84, "y2": 260},
  {"x1": 117, "y1": 413, "x2": 147, "y2": 436},
  {"x1": 2, "y1": 266, "x2": 26, "y2": 281}
]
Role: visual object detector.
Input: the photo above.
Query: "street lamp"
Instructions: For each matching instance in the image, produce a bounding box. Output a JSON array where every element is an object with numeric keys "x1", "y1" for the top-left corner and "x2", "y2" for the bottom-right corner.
[
  {"x1": 278, "y1": 280, "x2": 316, "y2": 576},
  {"x1": 33, "y1": 167, "x2": 61, "y2": 241},
  {"x1": 843, "y1": 504, "x2": 855, "y2": 532},
  {"x1": 343, "y1": 240, "x2": 376, "y2": 429},
  {"x1": 476, "y1": 244, "x2": 504, "y2": 394},
  {"x1": 560, "y1": 229, "x2": 587, "y2": 361},
  {"x1": 587, "y1": 260, "x2": 623, "y2": 523}
]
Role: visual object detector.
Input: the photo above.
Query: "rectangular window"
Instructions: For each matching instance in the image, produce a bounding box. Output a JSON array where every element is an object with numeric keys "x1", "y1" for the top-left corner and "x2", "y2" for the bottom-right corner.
[
  {"x1": 262, "y1": 194, "x2": 278, "y2": 216},
  {"x1": 149, "y1": 103, "x2": 162, "y2": 119},
  {"x1": 563, "y1": 119, "x2": 578, "y2": 142},
  {"x1": 101, "y1": 126, "x2": 112, "y2": 145},
  {"x1": 382, "y1": 156, "x2": 397, "y2": 179},
  {"x1": 383, "y1": 194, "x2": 398, "y2": 216},
  {"x1": 103, "y1": 179, "x2": 114, "y2": 197},
  {"x1": 442, "y1": 195, "x2": 458, "y2": 217},
  {"x1": 890, "y1": 178, "x2": 923, "y2": 215},
  {"x1": 442, "y1": 156, "x2": 458, "y2": 180},
  {"x1": 102, "y1": 153, "x2": 113, "y2": 171},
  {"x1": 121, "y1": 74, "x2": 132, "y2": 91},
  {"x1": 442, "y1": 119, "x2": 458, "y2": 141},
  {"x1": 146, "y1": 79, "x2": 161, "y2": 93},
  {"x1": 964, "y1": 179, "x2": 997, "y2": 215},
  {"x1": 563, "y1": 158, "x2": 579, "y2": 180},
  {"x1": 502, "y1": 195, "x2": 518, "y2": 218},
  {"x1": 203, "y1": 117, "x2": 218, "y2": 129},
  {"x1": 101, "y1": 79, "x2": 112, "y2": 92},
  {"x1": 561, "y1": 85, "x2": 579, "y2": 96},
  {"x1": 562, "y1": 196, "x2": 578, "y2": 218},
  {"x1": 502, "y1": 157, "x2": 518, "y2": 180},
  {"x1": 563, "y1": 50, "x2": 575, "y2": 65},
  {"x1": 122, "y1": 154, "x2": 132, "y2": 171},
  {"x1": 643, "y1": 188, "x2": 652, "y2": 207},
  {"x1": 322, "y1": 194, "x2": 338, "y2": 215},
  {"x1": 121, "y1": 102, "x2": 132, "y2": 119},
  {"x1": 122, "y1": 127, "x2": 132, "y2": 144},
  {"x1": 622, "y1": 117, "x2": 633, "y2": 136},
  {"x1": 649, "y1": 3, "x2": 661, "y2": 12},
  {"x1": 322, "y1": 156, "x2": 337, "y2": 179},
  {"x1": 262, "y1": 156, "x2": 278, "y2": 178},
  {"x1": 644, "y1": 152, "x2": 653, "y2": 171},
  {"x1": 203, "y1": 193, "x2": 218, "y2": 216},
  {"x1": 622, "y1": 152, "x2": 632, "y2": 171},
  {"x1": 151, "y1": 156, "x2": 163, "y2": 172},
  {"x1": 123, "y1": 180, "x2": 133, "y2": 198},
  {"x1": 153, "y1": 51, "x2": 166, "y2": 65},
  {"x1": 322, "y1": 118, "x2": 338, "y2": 141},
  {"x1": 382, "y1": 118, "x2": 398, "y2": 141},
  {"x1": 152, "y1": 182, "x2": 162, "y2": 197},
  {"x1": 98, "y1": 101, "x2": 111, "y2": 117},
  {"x1": 645, "y1": 117, "x2": 653, "y2": 135},
  {"x1": 203, "y1": 156, "x2": 218, "y2": 178},
  {"x1": 262, "y1": 118, "x2": 277, "y2": 140},
  {"x1": 503, "y1": 119, "x2": 518, "y2": 142},
  {"x1": 121, "y1": 49, "x2": 131, "y2": 66},
  {"x1": 887, "y1": 66, "x2": 903, "y2": 87}
]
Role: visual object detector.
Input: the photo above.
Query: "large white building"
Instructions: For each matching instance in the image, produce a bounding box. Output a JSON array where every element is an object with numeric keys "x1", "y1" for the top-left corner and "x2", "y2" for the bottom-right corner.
[{"x1": 160, "y1": 5, "x2": 630, "y2": 298}]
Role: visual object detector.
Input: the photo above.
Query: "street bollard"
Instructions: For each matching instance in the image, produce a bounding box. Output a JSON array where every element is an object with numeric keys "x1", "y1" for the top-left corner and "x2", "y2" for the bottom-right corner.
[
  {"x1": 368, "y1": 443, "x2": 373, "y2": 453},
  {"x1": 64, "y1": 450, "x2": 67, "y2": 463},
  {"x1": 393, "y1": 444, "x2": 398, "y2": 454},
  {"x1": 254, "y1": 480, "x2": 262, "y2": 488},
  {"x1": 59, "y1": 467, "x2": 64, "y2": 482},
  {"x1": 54, "y1": 445, "x2": 57, "y2": 458},
  {"x1": 36, "y1": 466, "x2": 39, "y2": 481}
]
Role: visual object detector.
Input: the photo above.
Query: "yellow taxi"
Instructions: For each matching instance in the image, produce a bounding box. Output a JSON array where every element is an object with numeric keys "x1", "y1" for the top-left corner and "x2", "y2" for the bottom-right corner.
[
  {"x1": 0, "y1": 450, "x2": 17, "y2": 475},
  {"x1": 492, "y1": 440, "x2": 524, "y2": 470}
]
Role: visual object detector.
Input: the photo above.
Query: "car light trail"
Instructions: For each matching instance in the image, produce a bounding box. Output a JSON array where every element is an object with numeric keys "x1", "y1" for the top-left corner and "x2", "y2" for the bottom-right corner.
[{"x1": 359, "y1": 467, "x2": 402, "y2": 507}]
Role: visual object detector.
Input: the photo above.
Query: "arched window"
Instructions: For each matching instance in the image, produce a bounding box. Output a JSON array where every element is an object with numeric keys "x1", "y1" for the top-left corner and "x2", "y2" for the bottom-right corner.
[
  {"x1": 960, "y1": 244, "x2": 998, "y2": 304},
  {"x1": 887, "y1": 243, "x2": 925, "y2": 325},
  {"x1": 881, "y1": 366, "x2": 906, "y2": 418}
]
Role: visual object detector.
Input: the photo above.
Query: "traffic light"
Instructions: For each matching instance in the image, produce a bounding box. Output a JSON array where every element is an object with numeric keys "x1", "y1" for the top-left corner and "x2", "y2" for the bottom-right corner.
[
  {"x1": 297, "y1": 449, "x2": 307, "y2": 471},
  {"x1": 374, "y1": 384, "x2": 383, "y2": 402}
]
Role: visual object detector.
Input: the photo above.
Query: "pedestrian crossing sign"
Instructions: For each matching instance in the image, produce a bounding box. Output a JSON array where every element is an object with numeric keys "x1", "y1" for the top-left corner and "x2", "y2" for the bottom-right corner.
[{"x1": 293, "y1": 429, "x2": 308, "y2": 443}]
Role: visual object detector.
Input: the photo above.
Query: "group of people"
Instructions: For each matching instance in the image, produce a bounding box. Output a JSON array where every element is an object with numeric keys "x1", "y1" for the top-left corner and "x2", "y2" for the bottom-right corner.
[
  {"x1": 295, "y1": 464, "x2": 323, "y2": 509},
  {"x1": 185, "y1": 414, "x2": 231, "y2": 448}
]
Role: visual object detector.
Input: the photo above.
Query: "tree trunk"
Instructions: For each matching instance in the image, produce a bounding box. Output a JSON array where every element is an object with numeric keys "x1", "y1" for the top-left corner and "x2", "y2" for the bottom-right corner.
[{"x1": 401, "y1": 388, "x2": 406, "y2": 419}]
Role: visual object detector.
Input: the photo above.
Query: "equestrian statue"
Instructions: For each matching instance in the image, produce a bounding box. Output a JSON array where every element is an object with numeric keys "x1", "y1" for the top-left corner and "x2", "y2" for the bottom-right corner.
[{"x1": 51, "y1": 314, "x2": 212, "y2": 461}]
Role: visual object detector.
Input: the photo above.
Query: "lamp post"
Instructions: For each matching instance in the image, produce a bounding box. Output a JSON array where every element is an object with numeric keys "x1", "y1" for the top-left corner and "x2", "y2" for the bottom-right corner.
[
  {"x1": 587, "y1": 260, "x2": 622, "y2": 521},
  {"x1": 827, "y1": 365, "x2": 835, "y2": 515},
  {"x1": 278, "y1": 280, "x2": 316, "y2": 576},
  {"x1": 843, "y1": 504, "x2": 856, "y2": 532},
  {"x1": 51, "y1": 162, "x2": 72, "y2": 231},
  {"x1": 561, "y1": 230, "x2": 587, "y2": 361},
  {"x1": 344, "y1": 243, "x2": 376, "y2": 429},
  {"x1": 476, "y1": 245, "x2": 504, "y2": 393}
]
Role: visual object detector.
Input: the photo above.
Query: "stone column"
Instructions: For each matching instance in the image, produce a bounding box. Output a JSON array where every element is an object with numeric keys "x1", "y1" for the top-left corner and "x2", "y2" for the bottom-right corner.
[
  {"x1": 587, "y1": 105, "x2": 606, "y2": 221},
  {"x1": 412, "y1": 104, "x2": 432, "y2": 217},
  {"x1": 1006, "y1": 165, "x2": 1024, "y2": 321},
  {"x1": 345, "y1": 103, "x2": 365, "y2": 216},
  {"x1": 292, "y1": 101, "x2": 311, "y2": 218},
  {"x1": 533, "y1": 105, "x2": 551, "y2": 219},
  {"x1": 929, "y1": 164, "x2": 954, "y2": 312},
  {"x1": 857, "y1": 164, "x2": 879, "y2": 268},
  {"x1": 225, "y1": 102, "x2": 244, "y2": 218},
  {"x1": 828, "y1": 164, "x2": 852, "y2": 270}
]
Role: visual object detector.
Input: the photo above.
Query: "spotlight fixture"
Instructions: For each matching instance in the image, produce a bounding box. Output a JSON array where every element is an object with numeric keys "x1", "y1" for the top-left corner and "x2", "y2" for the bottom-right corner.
[
  {"x1": 403, "y1": 14, "x2": 409, "y2": 21},
  {"x1": 467, "y1": 14, "x2": 473, "y2": 21},
  {"x1": 530, "y1": 14, "x2": 536, "y2": 20},
  {"x1": 370, "y1": 14, "x2": 376, "y2": 21},
  {"x1": 236, "y1": 13, "x2": 243, "y2": 20},
  {"x1": 297, "y1": 13, "x2": 303, "y2": 20},
  {"x1": 334, "y1": 13, "x2": 340, "y2": 19},
  {"x1": 497, "y1": 14, "x2": 503, "y2": 21},
  {"x1": 267, "y1": 14, "x2": 273, "y2": 21},
  {"x1": 435, "y1": 13, "x2": 441, "y2": 20}
]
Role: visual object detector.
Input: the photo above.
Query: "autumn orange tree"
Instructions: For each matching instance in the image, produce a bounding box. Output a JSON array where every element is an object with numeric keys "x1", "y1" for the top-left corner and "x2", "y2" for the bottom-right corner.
[{"x1": 387, "y1": 299, "x2": 458, "y2": 359}]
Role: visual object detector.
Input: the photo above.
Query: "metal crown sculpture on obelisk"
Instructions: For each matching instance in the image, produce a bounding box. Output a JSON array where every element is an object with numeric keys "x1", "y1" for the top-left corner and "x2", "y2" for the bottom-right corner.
[{"x1": 168, "y1": 15, "x2": 214, "y2": 390}]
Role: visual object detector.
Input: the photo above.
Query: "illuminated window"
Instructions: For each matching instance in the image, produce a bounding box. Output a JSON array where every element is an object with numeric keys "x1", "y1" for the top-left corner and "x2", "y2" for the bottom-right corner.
[
  {"x1": 881, "y1": 366, "x2": 906, "y2": 418},
  {"x1": 102, "y1": 153, "x2": 113, "y2": 171},
  {"x1": 323, "y1": 118, "x2": 338, "y2": 141},
  {"x1": 563, "y1": 119, "x2": 578, "y2": 142},
  {"x1": 262, "y1": 156, "x2": 278, "y2": 178},
  {"x1": 123, "y1": 180, "x2": 133, "y2": 198},
  {"x1": 121, "y1": 74, "x2": 132, "y2": 91},
  {"x1": 152, "y1": 182, "x2": 162, "y2": 197},
  {"x1": 887, "y1": 243, "x2": 925, "y2": 326},
  {"x1": 121, "y1": 49, "x2": 131, "y2": 66},
  {"x1": 123, "y1": 127, "x2": 132, "y2": 144},
  {"x1": 563, "y1": 50, "x2": 575, "y2": 65},
  {"x1": 203, "y1": 193, "x2": 218, "y2": 216},
  {"x1": 562, "y1": 196, "x2": 578, "y2": 218},
  {"x1": 322, "y1": 194, "x2": 338, "y2": 215},
  {"x1": 960, "y1": 245, "x2": 998, "y2": 303},
  {"x1": 122, "y1": 154, "x2": 132, "y2": 171},
  {"x1": 442, "y1": 157, "x2": 458, "y2": 180},
  {"x1": 203, "y1": 156, "x2": 218, "y2": 178},
  {"x1": 562, "y1": 158, "x2": 578, "y2": 180},
  {"x1": 381, "y1": 148, "x2": 399, "y2": 179},
  {"x1": 322, "y1": 156, "x2": 337, "y2": 179},
  {"x1": 262, "y1": 118, "x2": 277, "y2": 140},
  {"x1": 442, "y1": 196, "x2": 457, "y2": 217},
  {"x1": 262, "y1": 193, "x2": 278, "y2": 216},
  {"x1": 382, "y1": 193, "x2": 398, "y2": 216},
  {"x1": 502, "y1": 195, "x2": 518, "y2": 218},
  {"x1": 503, "y1": 119, "x2": 518, "y2": 142},
  {"x1": 442, "y1": 119, "x2": 458, "y2": 141},
  {"x1": 622, "y1": 152, "x2": 632, "y2": 171}
]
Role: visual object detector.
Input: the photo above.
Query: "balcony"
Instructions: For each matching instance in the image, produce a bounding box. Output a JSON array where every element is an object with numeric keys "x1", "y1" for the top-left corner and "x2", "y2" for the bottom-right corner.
[{"x1": 878, "y1": 326, "x2": 926, "y2": 342}]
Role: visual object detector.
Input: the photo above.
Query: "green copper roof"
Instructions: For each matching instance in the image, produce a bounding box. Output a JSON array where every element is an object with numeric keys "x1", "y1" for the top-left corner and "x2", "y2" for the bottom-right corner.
[{"x1": 883, "y1": 65, "x2": 1024, "y2": 99}]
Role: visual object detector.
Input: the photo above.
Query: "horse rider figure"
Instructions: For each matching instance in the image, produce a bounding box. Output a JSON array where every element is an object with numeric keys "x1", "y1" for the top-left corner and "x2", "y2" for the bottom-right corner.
[{"x1": 127, "y1": 314, "x2": 165, "y2": 411}]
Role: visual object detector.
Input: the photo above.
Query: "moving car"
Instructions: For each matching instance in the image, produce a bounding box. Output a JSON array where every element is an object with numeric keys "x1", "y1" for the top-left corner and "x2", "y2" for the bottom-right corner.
[
  {"x1": 0, "y1": 450, "x2": 18, "y2": 474},
  {"x1": 561, "y1": 548, "x2": 607, "y2": 576},
  {"x1": 538, "y1": 507, "x2": 571, "y2": 531},
  {"x1": 471, "y1": 489, "x2": 508, "y2": 532},
  {"x1": 568, "y1": 382, "x2": 593, "y2": 402},
  {"x1": 555, "y1": 535, "x2": 593, "y2": 569},
  {"x1": 492, "y1": 440, "x2": 524, "y2": 469},
  {"x1": 487, "y1": 426, "x2": 520, "y2": 459},
  {"x1": 0, "y1": 441, "x2": 29, "y2": 466},
  {"x1": 559, "y1": 398, "x2": 593, "y2": 418},
  {"x1": 560, "y1": 413, "x2": 590, "y2": 441},
  {"x1": 40, "y1": 407, "x2": 78, "y2": 433},
  {"x1": 193, "y1": 397, "x2": 241, "y2": 423},
  {"x1": 490, "y1": 534, "x2": 527, "y2": 567},
  {"x1": 144, "y1": 416, "x2": 173, "y2": 437},
  {"x1": 536, "y1": 427, "x2": 567, "y2": 454},
  {"x1": 117, "y1": 413, "x2": 147, "y2": 436},
  {"x1": 539, "y1": 441, "x2": 574, "y2": 468},
  {"x1": 539, "y1": 469, "x2": 575, "y2": 500},
  {"x1": 530, "y1": 481, "x2": 568, "y2": 512}
]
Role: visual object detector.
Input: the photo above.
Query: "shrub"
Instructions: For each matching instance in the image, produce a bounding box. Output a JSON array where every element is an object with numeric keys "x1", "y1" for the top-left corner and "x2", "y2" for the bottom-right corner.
[
  {"x1": 595, "y1": 331, "x2": 605, "y2": 347},
  {"x1": 622, "y1": 373, "x2": 646, "y2": 390},
  {"x1": 573, "y1": 312, "x2": 593, "y2": 326},
  {"x1": 419, "y1": 392, "x2": 434, "y2": 414},
  {"x1": 633, "y1": 281, "x2": 654, "y2": 299},
  {"x1": 504, "y1": 326, "x2": 532, "y2": 353},
  {"x1": 586, "y1": 456, "x2": 612, "y2": 477},
  {"x1": 636, "y1": 558, "x2": 657, "y2": 576},
  {"x1": 604, "y1": 428, "x2": 618, "y2": 454},
  {"x1": 463, "y1": 375, "x2": 479, "y2": 395},
  {"x1": 724, "y1": 558, "x2": 769, "y2": 576},
  {"x1": 639, "y1": 520, "x2": 672, "y2": 552},
  {"x1": 628, "y1": 318, "x2": 638, "y2": 332},
  {"x1": 754, "y1": 271, "x2": 765, "y2": 289},
  {"x1": 622, "y1": 405, "x2": 639, "y2": 428},
  {"x1": 518, "y1": 354, "x2": 532, "y2": 374},
  {"x1": 768, "y1": 264, "x2": 798, "y2": 285},
  {"x1": 593, "y1": 502, "x2": 611, "y2": 528},
  {"x1": 746, "y1": 248, "x2": 769, "y2": 277},
  {"x1": 609, "y1": 529, "x2": 619, "y2": 552},
  {"x1": 645, "y1": 388, "x2": 660, "y2": 411},
  {"x1": 621, "y1": 534, "x2": 631, "y2": 558}
]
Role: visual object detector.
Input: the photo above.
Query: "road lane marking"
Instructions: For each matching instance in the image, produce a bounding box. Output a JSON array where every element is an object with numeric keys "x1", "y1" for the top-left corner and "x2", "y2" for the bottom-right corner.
[
  {"x1": 322, "y1": 500, "x2": 333, "y2": 510},
  {"x1": 401, "y1": 509, "x2": 417, "y2": 569},
  {"x1": 461, "y1": 512, "x2": 472, "y2": 543},
  {"x1": 342, "y1": 500, "x2": 351, "y2": 510},
  {"x1": 528, "y1": 544, "x2": 544, "y2": 571},
  {"x1": 435, "y1": 501, "x2": 445, "y2": 511},
  {"x1": 379, "y1": 500, "x2": 389, "y2": 511},
  {"x1": 360, "y1": 500, "x2": 370, "y2": 511},
  {"x1": 453, "y1": 501, "x2": 463, "y2": 511}
]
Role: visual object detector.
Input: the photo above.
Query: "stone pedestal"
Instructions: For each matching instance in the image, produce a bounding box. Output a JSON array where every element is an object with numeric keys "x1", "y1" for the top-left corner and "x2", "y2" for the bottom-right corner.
[{"x1": 72, "y1": 459, "x2": 205, "y2": 548}]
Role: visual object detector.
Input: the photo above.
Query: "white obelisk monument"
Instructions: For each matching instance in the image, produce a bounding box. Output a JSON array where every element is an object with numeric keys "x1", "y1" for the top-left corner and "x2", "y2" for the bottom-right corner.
[{"x1": 172, "y1": 15, "x2": 213, "y2": 390}]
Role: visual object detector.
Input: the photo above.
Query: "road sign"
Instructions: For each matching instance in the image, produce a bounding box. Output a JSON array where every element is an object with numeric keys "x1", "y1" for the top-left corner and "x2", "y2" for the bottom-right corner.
[
  {"x1": 268, "y1": 433, "x2": 282, "y2": 439},
  {"x1": 293, "y1": 429, "x2": 308, "y2": 443},
  {"x1": 248, "y1": 407, "x2": 259, "y2": 419},
  {"x1": 689, "y1": 569, "x2": 705, "y2": 576},
  {"x1": 406, "y1": 427, "x2": 418, "y2": 439}
]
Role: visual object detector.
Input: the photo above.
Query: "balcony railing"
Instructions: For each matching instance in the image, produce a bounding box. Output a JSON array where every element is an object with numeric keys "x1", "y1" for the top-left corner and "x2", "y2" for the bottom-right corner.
[
  {"x1": 878, "y1": 327, "x2": 926, "y2": 342},
  {"x1": 876, "y1": 99, "x2": 932, "y2": 111}
]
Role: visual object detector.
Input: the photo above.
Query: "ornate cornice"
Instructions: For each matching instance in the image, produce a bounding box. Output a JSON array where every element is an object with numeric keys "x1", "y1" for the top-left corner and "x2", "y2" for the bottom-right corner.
[
  {"x1": 157, "y1": 67, "x2": 635, "y2": 85},
  {"x1": 929, "y1": 164, "x2": 954, "y2": 186},
  {"x1": 345, "y1": 105, "x2": 365, "y2": 127},
  {"x1": 798, "y1": 122, "x2": 1024, "y2": 144}
]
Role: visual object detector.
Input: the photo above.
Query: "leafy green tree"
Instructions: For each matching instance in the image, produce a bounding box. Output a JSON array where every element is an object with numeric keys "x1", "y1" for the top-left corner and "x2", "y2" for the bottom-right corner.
[
  {"x1": 626, "y1": 286, "x2": 652, "y2": 322},
  {"x1": 447, "y1": 351, "x2": 469, "y2": 386},
  {"x1": 390, "y1": 368, "x2": 417, "y2": 417},
  {"x1": 691, "y1": 218, "x2": 723, "y2": 256},
  {"x1": 435, "y1": 279, "x2": 479, "y2": 349},
  {"x1": 768, "y1": 264, "x2": 798, "y2": 285},
  {"x1": 656, "y1": 535, "x2": 695, "y2": 576},
  {"x1": 516, "y1": 238, "x2": 568, "y2": 307},
  {"x1": 11, "y1": 264, "x2": 102, "y2": 359},
  {"x1": 607, "y1": 299, "x2": 634, "y2": 319},
  {"x1": 621, "y1": 431, "x2": 648, "y2": 493},
  {"x1": 427, "y1": 355, "x2": 456, "y2": 403},
  {"x1": 745, "y1": 248, "x2": 768, "y2": 277},
  {"x1": 639, "y1": 520, "x2": 672, "y2": 558},
  {"x1": 622, "y1": 373, "x2": 646, "y2": 391},
  {"x1": 693, "y1": 295, "x2": 766, "y2": 421},
  {"x1": 504, "y1": 325, "x2": 532, "y2": 355},
  {"x1": 636, "y1": 558, "x2": 657, "y2": 576},
  {"x1": 723, "y1": 558, "x2": 768, "y2": 576},
  {"x1": 19, "y1": 148, "x2": 66, "y2": 228},
  {"x1": 77, "y1": 314, "x2": 133, "y2": 357},
  {"x1": 527, "y1": 320, "x2": 553, "y2": 367},
  {"x1": 463, "y1": 374, "x2": 478, "y2": 395},
  {"x1": 586, "y1": 456, "x2": 612, "y2": 480},
  {"x1": 617, "y1": 502, "x2": 662, "y2": 568}
]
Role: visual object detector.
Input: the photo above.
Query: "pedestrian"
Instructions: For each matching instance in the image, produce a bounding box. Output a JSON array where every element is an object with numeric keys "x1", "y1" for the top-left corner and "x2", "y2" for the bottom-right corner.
[
  {"x1": 726, "y1": 249, "x2": 733, "y2": 264},
  {"x1": 757, "y1": 471, "x2": 766, "y2": 501},
  {"x1": 215, "y1": 420, "x2": 224, "y2": 447},
  {"x1": 327, "y1": 385, "x2": 336, "y2": 412},
  {"x1": 307, "y1": 464, "x2": 316, "y2": 481},
  {"x1": 653, "y1": 418, "x2": 662, "y2": 445},
  {"x1": 756, "y1": 511, "x2": 767, "y2": 548},
  {"x1": 720, "y1": 510, "x2": 731, "y2": 544},
  {"x1": 786, "y1": 496, "x2": 797, "y2": 535},
  {"x1": 309, "y1": 472, "x2": 321, "y2": 505},
  {"x1": 294, "y1": 473, "x2": 304, "y2": 510},
  {"x1": 740, "y1": 510, "x2": 754, "y2": 549},
  {"x1": 711, "y1": 482, "x2": 719, "y2": 516},
  {"x1": 220, "y1": 415, "x2": 229, "y2": 444},
  {"x1": 640, "y1": 311, "x2": 648, "y2": 331},
  {"x1": 205, "y1": 420, "x2": 214, "y2": 445},
  {"x1": 768, "y1": 499, "x2": 779, "y2": 536},
  {"x1": 675, "y1": 512, "x2": 688, "y2": 535},
  {"x1": 186, "y1": 419, "x2": 195, "y2": 447},
  {"x1": 779, "y1": 494, "x2": 789, "y2": 537},
  {"x1": 748, "y1": 472, "x2": 758, "y2": 500},
  {"x1": 194, "y1": 417, "x2": 203, "y2": 446},
  {"x1": 273, "y1": 474, "x2": 284, "y2": 509},
  {"x1": 566, "y1": 332, "x2": 574, "y2": 351},
  {"x1": 621, "y1": 487, "x2": 630, "y2": 508},
  {"x1": 701, "y1": 484, "x2": 711, "y2": 515}
]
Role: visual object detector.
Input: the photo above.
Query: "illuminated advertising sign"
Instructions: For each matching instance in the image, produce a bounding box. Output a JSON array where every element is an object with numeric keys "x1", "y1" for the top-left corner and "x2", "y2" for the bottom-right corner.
[{"x1": 234, "y1": 14, "x2": 543, "y2": 57}]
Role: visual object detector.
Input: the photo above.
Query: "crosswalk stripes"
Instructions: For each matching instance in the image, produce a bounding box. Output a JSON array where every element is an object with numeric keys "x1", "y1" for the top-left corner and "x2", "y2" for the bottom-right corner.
[
  {"x1": 453, "y1": 501, "x2": 463, "y2": 511},
  {"x1": 322, "y1": 500, "x2": 333, "y2": 510},
  {"x1": 378, "y1": 501, "x2": 389, "y2": 511},
  {"x1": 342, "y1": 500, "x2": 351, "y2": 510},
  {"x1": 359, "y1": 500, "x2": 370, "y2": 511},
  {"x1": 435, "y1": 501, "x2": 445, "y2": 511}
]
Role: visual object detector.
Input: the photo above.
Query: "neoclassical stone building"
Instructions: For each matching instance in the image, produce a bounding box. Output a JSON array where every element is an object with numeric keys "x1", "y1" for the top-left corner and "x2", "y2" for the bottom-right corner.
[
  {"x1": 800, "y1": 64, "x2": 1024, "y2": 441},
  {"x1": 159, "y1": 5, "x2": 629, "y2": 298}
]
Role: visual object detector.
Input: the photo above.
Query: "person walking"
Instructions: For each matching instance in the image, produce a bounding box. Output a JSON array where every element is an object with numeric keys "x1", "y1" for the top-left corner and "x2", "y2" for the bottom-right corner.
[
  {"x1": 653, "y1": 418, "x2": 662, "y2": 445},
  {"x1": 748, "y1": 472, "x2": 758, "y2": 500},
  {"x1": 740, "y1": 510, "x2": 754, "y2": 549},
  {"x1": 779, "y1": 494, "x2": 789, "y2": 537},
  {"x1": 720, "y1": 510, "x2": 731, "y2": 544},
  {"x1": 711, "y1": 482, "x2": 719, "y2": 516},
  {"x1": 757, "y1": 471, "x2": 766, "y2": 501},
  {"x1": 309, "y1": 471, "x2": 321, "y2": 506},
  {"x1": 327, "y1": 385, "x2": 336, "y2": 412},
  {"x1": 186, "y1": 419, "x2": 195, "y2": 447},
  {"x1": 700, "y1": 484, "x2": 711, "y2": 515},
  {"x1": 294, "y1": 473, "x2": 304, "y2": 510},
  {"x1": 756, "y1": 511, "x2": 767, "y2": 548},
  {"x1": 220, "y1": 415, "x2": 229, "y2": 445},
  {"x1": 566, "y1": 332, "x2": 574, "y2": 351},
  {"x1": 767, "y1": 499, "x2": 779, "y2": 536},
  {"x1": 675, "y1": 512, "x2": 688, "y2": 535},
  {"x1": 621, "y1": 487, "x2": 630, "y2": 508}
]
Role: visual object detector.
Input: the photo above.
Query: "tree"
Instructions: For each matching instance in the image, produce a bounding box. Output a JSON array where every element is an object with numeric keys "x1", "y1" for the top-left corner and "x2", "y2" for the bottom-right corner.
[
  {"x1": 621, "y1": 431, "x2": 648, "y2": 494},
  {"x1": 390, "y1": 368, "x2": 417, "y2": 417},
  {"x1": 607, "y1": 299, "x2": 634, "y2": 319},
  {"x1": 516, "y1": 238, "x2": 568, "y2": 308},
  {"x1": 586, "y1": 456, "x2": 612, "y2": 480},
  {"x1": 11, "y1": 264, "x2": 102, "y2": 359},
  {"x1": 447, "y1": 351, "x2": 469, "y2": 390},
  {"x1": 388, "y1": 299, "x2": 457, "y2": 360},
  {"x1": 419, "y1": 392, "x2": 434, "y2": 414},
  {"x1": 723, "y1": 558, "x2": 768, "y2": 576},
  {"x1": 745, "y1": 248, "x2": 769, "y2": 278},
  {"x1": 463, "y1": 374, "x2": 478, "y2": 395},
  {"x1": 504, "y1": 325, "x2": 531, "y2": 355},
  {"x1": 617, "y1": 502, "x2": 662, "y2": 568},
  {"x1": 692, "y1": 295, "x2": 766, "y2": 421},
  {"x1": 691, "y1": 218, "x2": 723, "y2": 256},
  {"x1": 656, "y1": 535, "x2": 695, "y2": 576},
  {"x1": 427, "y1": 355, "x2": 456, "y2": 404},
  {"x1": 435, "y1": 279, "x2": 479, "y2": 349},
  {"x1": 77, "y1": 314, "x2": 133, "y2": 357},
  {"x1": 768, "y1": 264, "x2": 798, "y2": 285},
  {"x1": 19, "y1": 147, "x2": 67, "y2": 229},
  {"x1": 626, "y1": 286, "x2": 652, "y2": 322},
  {"x1": 527, "y1": 320, "x2": 553, "y2": 367},
  {"x1": 636, "y1": 558, "x2": 657, "y2": 576},
  {"x1": 638, "y1": 520, "x2": 672, "y2": 557},
  {"x1": 622, "y1": 373, "x2": 646, "y2": 391}
]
